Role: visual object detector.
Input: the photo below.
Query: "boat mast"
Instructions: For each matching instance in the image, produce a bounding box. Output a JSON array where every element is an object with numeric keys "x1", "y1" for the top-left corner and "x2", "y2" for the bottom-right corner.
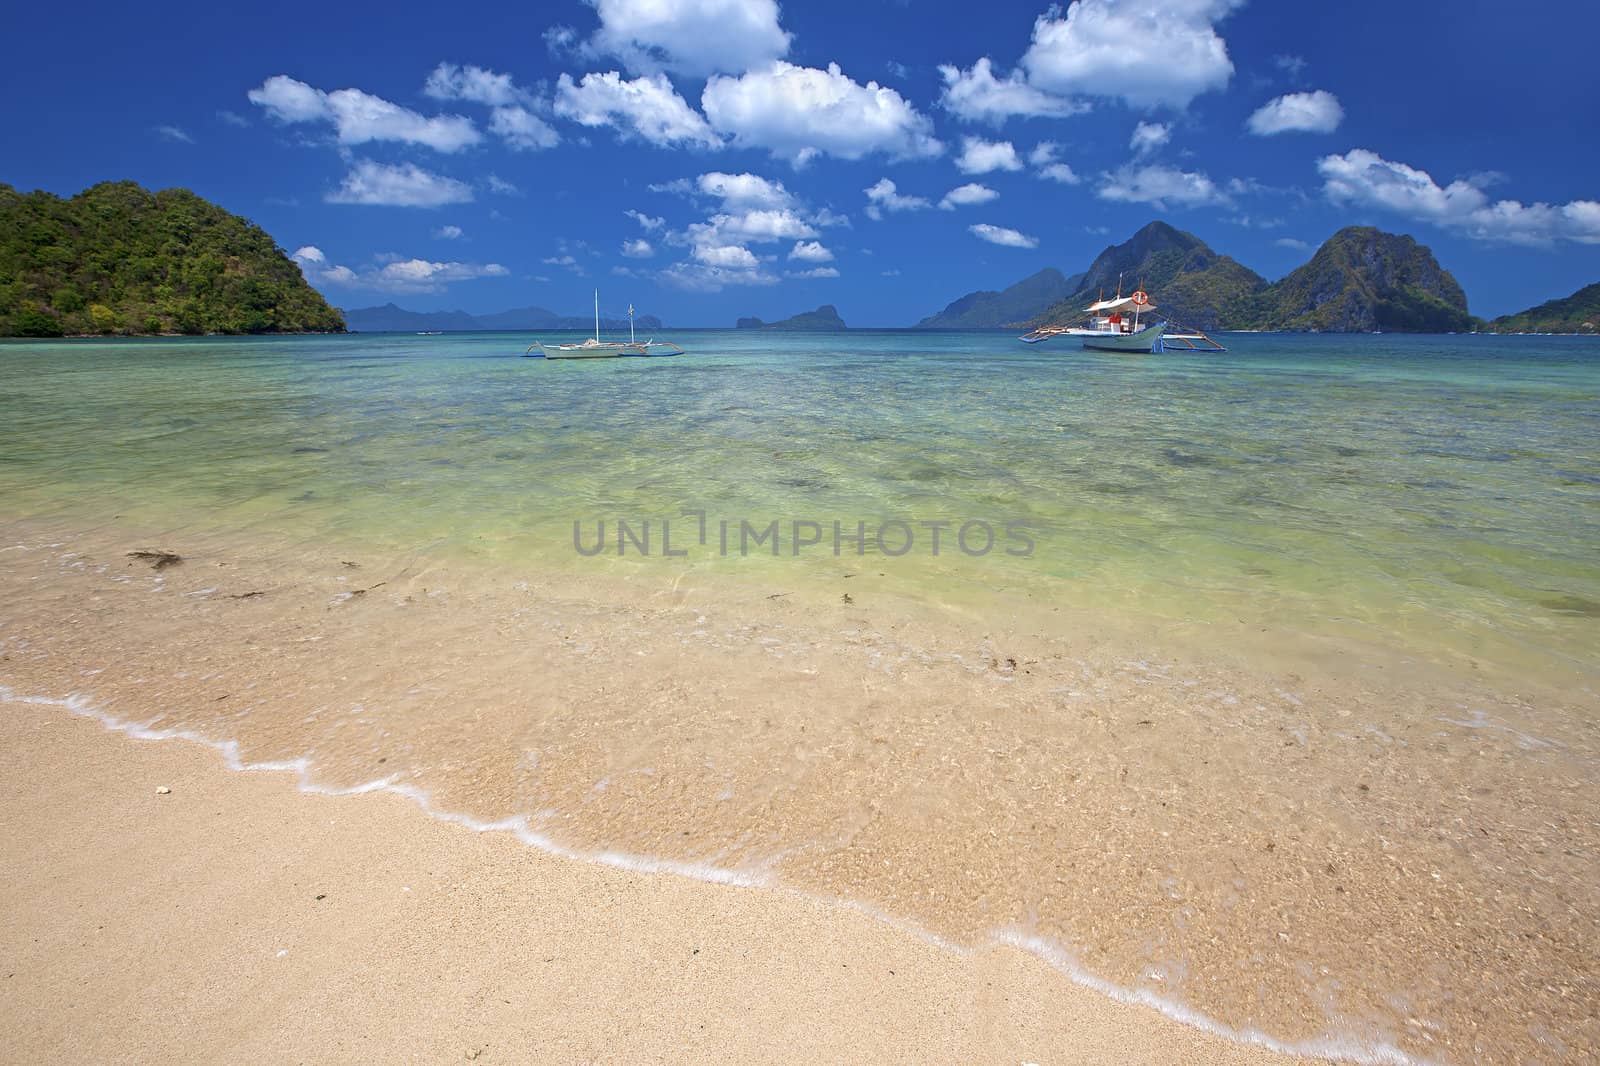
[
  {"x1": 628, "y1": 303, "x2": 635, "y2": 344},
  {"x1": 593, "y1": 289, "x2": 599, "y2": 341}
]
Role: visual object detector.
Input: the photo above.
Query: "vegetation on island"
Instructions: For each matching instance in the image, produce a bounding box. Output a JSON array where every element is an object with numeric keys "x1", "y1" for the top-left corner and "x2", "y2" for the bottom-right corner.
[
  {"x1": 736, "y1": 304, "x2": 847, "y2": 330},
  {"x1": 1490, "y1": 282, "x2": 1600, "y2": 333},
  {"x1": 0, "y1": 181, "x2": 344, "y2": 337}
]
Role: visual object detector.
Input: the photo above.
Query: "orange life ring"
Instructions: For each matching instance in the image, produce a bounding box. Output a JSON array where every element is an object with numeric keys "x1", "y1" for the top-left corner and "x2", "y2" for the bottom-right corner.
[{"x1": 1132, "y1": 290, "x2": 1149, "y2": 306}]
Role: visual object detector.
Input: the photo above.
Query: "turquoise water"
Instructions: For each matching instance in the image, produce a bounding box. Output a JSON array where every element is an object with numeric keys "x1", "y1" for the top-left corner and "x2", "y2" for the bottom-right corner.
[{"x1": 2, "y1": 329, "x2": 1597, "y2": 680}]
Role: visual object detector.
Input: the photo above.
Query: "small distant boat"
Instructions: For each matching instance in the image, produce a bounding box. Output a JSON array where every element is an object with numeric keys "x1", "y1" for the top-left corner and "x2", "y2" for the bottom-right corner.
[
  {"x1": 1019, "y1": 283, "x2": 1225, "y2": 353},
  {"x1": 416, "y1": 330, "x2": 443, "y2": 336},
  {"x1": 527, "y1": 292, "x2": 683, "y2": 359}
]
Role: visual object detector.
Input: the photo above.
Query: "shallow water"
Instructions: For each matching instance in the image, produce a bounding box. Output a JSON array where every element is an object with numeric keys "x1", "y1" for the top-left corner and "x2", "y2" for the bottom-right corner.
[
  {"x1": 3, "y1": 330, "x2": 1596, "y2": 683},
  {"x1": 3, "y1": 330, "x2": 1598, "y2": 1062}
]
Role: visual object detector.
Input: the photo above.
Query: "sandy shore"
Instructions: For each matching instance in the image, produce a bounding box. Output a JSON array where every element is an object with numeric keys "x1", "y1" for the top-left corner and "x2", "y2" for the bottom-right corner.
[{"x1": 0, "y1": 703, "x2": 1306, "y2": 1064}]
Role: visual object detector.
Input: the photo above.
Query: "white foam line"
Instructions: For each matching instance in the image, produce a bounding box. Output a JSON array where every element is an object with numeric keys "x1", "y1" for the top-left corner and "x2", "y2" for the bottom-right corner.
[{"x1": 1, "y1": 683, "x2": 1433, "y2": 1065}]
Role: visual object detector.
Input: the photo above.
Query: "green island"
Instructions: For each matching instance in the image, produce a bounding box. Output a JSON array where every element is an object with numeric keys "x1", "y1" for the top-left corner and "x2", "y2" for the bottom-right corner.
[
  {"x1": 0, "y1": 181, "x2": 343, "y2": 337},
  {"x1": 1489, "y1": 282, "x2": 1600, "y2": 333}
]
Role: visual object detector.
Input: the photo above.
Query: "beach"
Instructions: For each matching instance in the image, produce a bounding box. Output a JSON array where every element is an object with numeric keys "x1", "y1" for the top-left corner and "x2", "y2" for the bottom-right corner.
[
  {"x1": 2, "y1": 689, "x2": 1305, "y2": 1064},
  {"x1": 2, "y1": 332, "x2": 1598, "y2": 1062}
]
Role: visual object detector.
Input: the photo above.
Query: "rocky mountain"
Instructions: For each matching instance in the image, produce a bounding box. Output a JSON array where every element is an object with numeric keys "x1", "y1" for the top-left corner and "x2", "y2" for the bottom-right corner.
[
  {"x1": 1249, "y1": 227, "x2": 1473, "y2": 332},
  {"x1": 1028, "y1": 222, "x2": 1266, "y2": 333},
  {"x1": 736, "y1": 304, "x2": 847, "y2": 330},
  {"x1": 916, "y1": 268, "x2": 1083, "y2": 328},
  {"x1": 1018, "y1": 222, "x2": 1474, "y2": 333},
  {"x1": 1490, "y1": 282, "x2": 1600, "y2": 333},
  {"x1": 345, "y1": 303, "x2": 663, "y2": 333},
  {"x1": 0, "y1": 181, "x2": 344, "y2": 336}
]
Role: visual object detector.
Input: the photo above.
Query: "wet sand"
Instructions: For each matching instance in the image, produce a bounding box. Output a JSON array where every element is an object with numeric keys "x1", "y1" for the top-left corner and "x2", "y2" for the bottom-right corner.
[
  {"x1": 0, "y1": 697, "x2": 1300, "y2": 1064},
  {"x1": 1, "y1": 517, "x2": 1597, "y2": 1063}
]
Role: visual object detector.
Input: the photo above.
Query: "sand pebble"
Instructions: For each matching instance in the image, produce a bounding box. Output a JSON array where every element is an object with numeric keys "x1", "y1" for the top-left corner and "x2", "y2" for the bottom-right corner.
[{"x1": 155, "y1": 786, "x2": 171, "y2": 795}]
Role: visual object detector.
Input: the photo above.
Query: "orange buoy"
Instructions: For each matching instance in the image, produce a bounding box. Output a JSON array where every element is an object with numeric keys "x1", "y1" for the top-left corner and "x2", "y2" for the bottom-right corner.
[{"x1": 1132, "y1": 290, "x2": 1149, "y2": 306}]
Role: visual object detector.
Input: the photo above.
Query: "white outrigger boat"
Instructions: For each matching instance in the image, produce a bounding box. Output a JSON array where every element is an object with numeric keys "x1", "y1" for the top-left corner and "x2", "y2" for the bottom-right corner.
[
  {"x1": 1019, "y1": 285, "x2": 1225, "y2": 353},
  {"x1": 526, "y1": 291, "x2": 683, "y2": 359}
]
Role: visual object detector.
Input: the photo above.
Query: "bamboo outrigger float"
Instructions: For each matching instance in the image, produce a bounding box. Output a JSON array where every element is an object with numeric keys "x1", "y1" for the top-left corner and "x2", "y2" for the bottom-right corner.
[{"x1": 1019, "y1": 279, "x2": 1226, "y2": 353}]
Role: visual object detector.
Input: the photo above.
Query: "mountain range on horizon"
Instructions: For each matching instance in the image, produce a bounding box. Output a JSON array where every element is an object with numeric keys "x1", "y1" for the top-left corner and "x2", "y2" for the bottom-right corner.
[{"x1": 342, "y1": 302, "x2": 663, "y2": 334}]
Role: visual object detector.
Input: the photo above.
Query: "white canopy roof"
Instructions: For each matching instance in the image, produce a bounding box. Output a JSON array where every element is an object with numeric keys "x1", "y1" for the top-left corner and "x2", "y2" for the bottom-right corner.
[{"x1": 1085, "y1": 295, "x2": 1156, "y2": 313}]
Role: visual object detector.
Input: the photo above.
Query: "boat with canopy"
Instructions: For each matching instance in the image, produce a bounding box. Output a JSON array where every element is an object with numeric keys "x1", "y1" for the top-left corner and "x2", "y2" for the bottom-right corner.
[
  {"x1": 526, "y1": 292, "x2": 684, "y2": 359},
  {"x1": 1019, "y1": 282, "x2": 1226, "y2": 353}
]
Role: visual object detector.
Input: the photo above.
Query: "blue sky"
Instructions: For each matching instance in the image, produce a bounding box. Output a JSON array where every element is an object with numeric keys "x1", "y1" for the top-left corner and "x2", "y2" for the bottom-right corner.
[{"x1": 4, "y1": 0, "x2": 1598, "y2": 325}]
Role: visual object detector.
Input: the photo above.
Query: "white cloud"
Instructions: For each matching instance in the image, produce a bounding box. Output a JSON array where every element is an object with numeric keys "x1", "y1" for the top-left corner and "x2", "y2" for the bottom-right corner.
[
  {"x1": 1022, "y1": 0, "x2": 1242, "y2": 109},
  {"x1": 1318, "y1": 148, "x2": 1600, "y2": 246},
  {"x1": 690, "y1": 209, "x2": 817, "y2": 244},
  {"x1": 157, "y1": 125, "x2": 194, "y2": 143},
  {"x1": 1247, "y1": 90, "x2": 1343, "y2": 135},
  {"x1": 248, "y1": 75, "x2": 480, "y2": 152},
  {"x1": 658, "y1": 261, "x2": 778, "y2": 292},
  {"x1": 1130, "y1": 121, "x2": 1171, "y2": 155},
  {"x1": 432, "y1": 225, "x2": 464, "y2": 240},
  {"x1": 694, "y1": 244, "x2": 761, "y2": 269},
  {"x1": 582, "y1": 0, "x2": 791, "y2": 78},
  {"x1": 544, "y1": 255, "x2": 578, "y2": 266},
  {"x1": 621, "y1": 238, "x2": 655, "y2": 258},
  {"x1": 625, "y1": 209, "x2": 665, "y2": 231},
  {"x1": 789, "y1": 240, "x2": 834, "y2": 262},
  {"x1": 955, "y1": 137, "x2": 1022, "y2": 175},
  {"x1": 1274, "y1": 54, "x2": 1308, "y2": 80},
  {"x1": 291, "y1": 246, "x2": 325, "y2": 264},
  {"x1": 940, "y1": 183, "x2": 999, "y2": 210},
  {"x1": 1097, "y1": 164, "x2": 1230, "y2": 208},
  {"x1": 969, "y1": 223, "x2": 1038, "y2": 249},
  {"x1": 702, "y1": 62, "x2": 942, "y2": 165},
  {"x1": 694, "y1": 171, "x2": 795, "y2": 209},
  {"x1": 423, "y1": 63, "x2": 523, "y2": 107},
  {"x1": 368, "y1": 258, "x2": 509, "y2": 292},
  {"x1": 216, "y1": 110, "x2": 249, "y2": 128},
  {"x1": 490, "y1": 106, "x2": 561, "y2": 150},
  {"x1": 937, "y1": 57, "x2": 1086, "y2": 124},
  {"x1": 326, "y1": 160, "x2": 474, "y2": 207},
  {"x1": 787, "y1": 266, "x2": 839, "y2": 279},
  {"x1": 487, "y1": 175, "x2": 520, "y2": 196},
  {"x1": 1274, "y1": 237, "x2": 1310, "y2": 250},
  {"x1": 1039, "y1": 163, "x2": 1082, "y2": 185},
  {"x1": 863, "y1": 178, "x2": 931, "y2": 220},
  {"x1": 320, "y1": 265, "x2": 359, "y2": 285},
  {"x1": 554, "y1": 71, "x2": 721, "y2": 147}
]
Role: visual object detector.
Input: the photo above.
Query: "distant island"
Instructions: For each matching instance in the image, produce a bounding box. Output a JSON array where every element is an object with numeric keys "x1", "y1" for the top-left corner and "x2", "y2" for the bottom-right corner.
[
  {"x1": 0, "y1": 181, "x2": 343, "y2": 337},
  {"x1": 1489, "y1": 282, "x2": 1600, "y2": 334},
  {"x1": 917, "y1": 268, "x2": 1083, "y2": 328},
  {"x1": 921, "y1": 222, "x2": 1478, "y2": 334},
  {"x1": 736, "y1": 304, "x2": 847, "y2": 330},
  {"x1": 345, "y1": 303, "x2": 663, "y2": 333}
]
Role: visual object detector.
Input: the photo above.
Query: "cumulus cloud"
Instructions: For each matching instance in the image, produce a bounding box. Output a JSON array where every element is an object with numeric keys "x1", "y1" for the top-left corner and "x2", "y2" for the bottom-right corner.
[
  {"x1": 423, "y1": 63, "x2": 523, "y2": 107},
  {"x1": 432, "y1": 225, "x2": 464, "y2": 239},
  {"x1": 625, "y1": 209, "x2": 665, "y2": 230},
  {"x1": 424, "y1": 63, "x2": 560, "y2": 151},
  {"x1": 621, "y1": 238, "x2": 655, "y2": 258},
  {"x1": 789, "y1": 240, "x2": 834, "y2": 262},
  {"x1": 1022, "y1": 0, "x2": 1242, "y2": 109},
  {"x1": 248, "y1": 75, "x2": 480, "y2": 152},
  {"x1": 325, "y1": 160, "x2": 474, "y2": 207},
  {"x1": 702, "y1": 62, "x2": 942, "y2": 165},
  {"x1": 1318, "y1": 148, "x2": 1600, "y2": 246},
  {"x1": 1039, "y1": 164, "x2": 1082, "y2": 184},
  {"x1": 969, "y1": 223, "x2": 1038, "y2": 249},
  {"x1": 582, "y1": 0, "x2": 790, "y2": 77},
  {"x1": 787, "y1": 266, "x2": 839, "y2": 279},
  {"x1": 291, "y1": 246, "x2": 325, "y2": 265},
  {"x1": 940, "y1": 183, "x2": 1000, "y2": 210},
  {"x1": 1274, "y1": 237, "x2": 1311, "y2": 250},
  {"x1": 694, "y1": 171, "x2": 795, "y2": 210},
  {"x1": 1247, "y1": 90, "x2": 1343, "y2": 135},
  {"x1": 1097, "y1": 164, "x2": 1230, "y2": 208},
  {"x1": 956, "y1": 137, "x2": 1023, "y2": 175},
  {"x1": 367, "y1": 258, "x2": 509, "y2": 292},
  {"x1": 863, "y1": 177, "x2": 931, "y2": 220},
  {"x1": 937, "y1": 57, "x2": 1087, "y2": 124},
  {"x1": 659, "y1": 261, "x2": 779, "y2": 292},
  {"x1": 487, "y1": 175, "x2": 520, "y2": 196},
  {"x1": 1130, "y1": 121, "x2": 1171, "y2": 155},
  {"x1": 1029, "y1": 141, "x2": 1081, "y2": 184},
  {"x1": 554, "y1": 71, "x2": 721, "y2": 147}
]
